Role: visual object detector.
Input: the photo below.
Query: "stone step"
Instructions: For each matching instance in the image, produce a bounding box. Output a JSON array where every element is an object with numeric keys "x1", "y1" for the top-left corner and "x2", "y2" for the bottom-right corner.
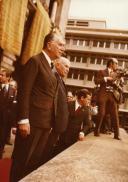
[{"x1": 21, "y1": 128, "x2": 128, "y2": 182}]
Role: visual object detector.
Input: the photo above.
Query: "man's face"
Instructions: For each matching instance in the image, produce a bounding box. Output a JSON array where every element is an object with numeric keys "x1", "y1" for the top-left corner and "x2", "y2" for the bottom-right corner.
[
  {"x1": 48, "y1": 37, "x2": 65, "y2": 59},
  {"x1": 80, "y1": 95, "x2": 91, "y2": 106},
  {"x1": 112, "y1": 62, "x2": 118, "y2": 71},
  {"x1": 0, "y1": 71, "x2": 8, "y2": 83},
  {"x1": 56, "y1": 62, "x2": 70, "y2": 78}
]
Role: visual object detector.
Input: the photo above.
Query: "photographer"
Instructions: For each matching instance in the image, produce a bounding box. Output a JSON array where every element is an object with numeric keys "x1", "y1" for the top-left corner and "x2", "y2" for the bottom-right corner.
[{"x1": 94, "y1": 58, "x2": 121, "y2": 140}]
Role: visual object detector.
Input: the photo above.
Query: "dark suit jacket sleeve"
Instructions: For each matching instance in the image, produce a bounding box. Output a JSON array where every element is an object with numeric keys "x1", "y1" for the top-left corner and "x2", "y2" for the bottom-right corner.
[
  {"x1": 94, "y1": 70, "x2": 106, "y2": 85},
  {"x1": 18, "y1": 58, "x2": 38, "y2": 120},
  {"x1": 82, "y1": 107, "x2": 92, "y2": 135}
]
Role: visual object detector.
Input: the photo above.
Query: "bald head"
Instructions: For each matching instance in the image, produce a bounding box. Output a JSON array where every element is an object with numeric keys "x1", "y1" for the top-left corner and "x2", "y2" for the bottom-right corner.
[
  {"x1": 54, "y1": 57, "x2": 70, "y2": 78},
  {"x1": 107, "y1": 58, "x2": 118, "y2": 71}
]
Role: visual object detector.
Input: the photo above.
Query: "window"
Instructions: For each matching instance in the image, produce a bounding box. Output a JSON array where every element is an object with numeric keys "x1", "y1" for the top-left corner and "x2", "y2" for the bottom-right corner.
[
  {"x1": 84, "y1": 40, "x2": 89, "y2": 46},
  {"x1": 76, "y1": 56, "x2": 81, "y2": 62},
  {"x1": 120, "y1": 43, "x2": 125, "y2": 50},
  {"x1": 67, "y1": 20, "x2": 74, "y2": 26},
  {"x1": 66, "y1": 38, "x2": 70, "y2": 44},
  {"x1": 103, "y1": 59, "x2": 108, "y2": 65},
  {"x1": 73, "y1": 39, "x2": 77, "y2": 45},
  {"x1": 114, "y1": 42, "x2": 119, "y2": 49},
  {"x1": 82, "y1": 57, "x2": 87, "y2": 63},
  {"x1": 79, "y1": 72, "x2": 85, "y2": 80},
  {"x1": 93, "y1": 40, "x2": 98, "y2": 47},
  {"x1": 79, "y1": 40, "x2": 83, "y2": 46},
  {"x1": 125, "y1": 61, "x2": 128, "y2": 68},
  {"x1": 73, "y1": 71, "x2": 79, "y2": 79},
  {"x1": 76, "y1": 21, "x2": 89, "y2": 27},
  {"x1": 67, "y1": 70, "x2": 73, "y2": 78},
  {"x1": 88, "y1": 72, "x2": 93, "y2": 81},
  {"x1": 70, "y1": 55, "x2": 75, "y2": 62},
  {"x1": 105, "y1": 42, "x2": 110, "y2": 48},
  {"x1": 97, "y1": 58, "x2": 102, "y2": 64},
  {"x1": 99, "y1": 41, "x2": 104, "y2": 47},
  {"x1": 118, "y1": 60, "x2": 123, "y2": 66},
  {"x1": 90, "y1": 57, "x2": 95, "y2": 64}
]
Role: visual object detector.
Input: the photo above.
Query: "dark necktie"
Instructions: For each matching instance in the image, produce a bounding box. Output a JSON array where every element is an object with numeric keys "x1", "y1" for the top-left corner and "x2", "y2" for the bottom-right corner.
[
  {"x1": 2, "y1": 86, "x2": 8, "y2": 97},
  {"x1": 51, "y1": 62, "x2": 54, "y2": 69},
  {"x1": 75, "y1": 106, "x2": 81, "y2": 113}
]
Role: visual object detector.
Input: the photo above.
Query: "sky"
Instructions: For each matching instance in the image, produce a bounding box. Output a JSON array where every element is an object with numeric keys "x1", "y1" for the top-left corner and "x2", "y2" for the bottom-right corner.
[{"x1": 68, "y1": 0, "x2": 128, "y2": 30}]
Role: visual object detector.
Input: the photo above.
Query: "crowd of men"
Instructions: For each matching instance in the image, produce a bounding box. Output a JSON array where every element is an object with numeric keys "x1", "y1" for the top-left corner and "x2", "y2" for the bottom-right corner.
[
  {"x1": 0, "y1": 69, "x2": 17, "y2": 158},
  {"x1": 0, "y1": 31, "x2": 124, "y2": 181}
]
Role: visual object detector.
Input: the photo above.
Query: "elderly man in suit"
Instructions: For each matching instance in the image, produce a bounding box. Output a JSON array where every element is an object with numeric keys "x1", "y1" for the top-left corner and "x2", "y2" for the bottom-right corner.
[
  {"x1": 42, "y1": 56, "x2": 70, "y2": 163},
  {"x1": 94, "y1": 58, "x2": 121, "y2": 140},
  {"x1": 10, "y1": 32, "x2": 65, "y2": 182}
]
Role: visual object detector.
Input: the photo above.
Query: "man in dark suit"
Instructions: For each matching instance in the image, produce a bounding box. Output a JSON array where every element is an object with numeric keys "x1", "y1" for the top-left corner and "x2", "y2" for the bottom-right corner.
[
  {"x1": 0, "y1": 70, "x2": 16, "y2": 158},
  {"x1": 42, "y1": 56, "x2": 70, "y2": 163},
  {"x1": 10, "y1": 32, "x2": 65, "y2": 182},
  {"x1": 94, "y1": 58, "x2": 121, "y2": 140},
  {"x1": 59, "y1": 89, "x2": 92, "y2": 149}
]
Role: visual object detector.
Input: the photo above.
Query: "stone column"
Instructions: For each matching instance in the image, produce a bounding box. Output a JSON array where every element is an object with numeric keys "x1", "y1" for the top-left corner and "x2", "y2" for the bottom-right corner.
[
  {"x1": 45, "y1": 0, "x2": 50, "y2": 6},
  {"x1": 55, "y1": 0, "x2": 71, "y2": 35},
  {"x1": 50, "y1": 0, "x2": 58, "y2": 23}
]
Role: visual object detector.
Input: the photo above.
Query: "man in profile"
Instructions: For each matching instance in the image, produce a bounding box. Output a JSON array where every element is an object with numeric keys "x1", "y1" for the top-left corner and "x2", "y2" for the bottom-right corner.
[
  {"x1": 59, "y1": 89, "x2": 93, "y2": 149},
  {"x1": 42, "y1": 56, "x2": 70, "y2": 163},
  {"x1": 10, "y1": 32, "x2": 65, "y2": 181}
]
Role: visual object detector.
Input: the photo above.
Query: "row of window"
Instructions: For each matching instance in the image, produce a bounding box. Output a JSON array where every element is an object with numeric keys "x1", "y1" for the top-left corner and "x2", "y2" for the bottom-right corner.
[
  {"x1": 68, "y1": 55, "x2": 128, "y2": 67},
  {"x1": 67, "y1": 68, "x2": 128, "y2": 86},
  {"x1": 66, "y1": 38, "x2": 128, "y2": 50},
  {"x1": 67, "y1": 20, "x2": 89, "y2": 27},
  {"x1": 68, "y1": 69, "x2": 95, "y2": 81}
]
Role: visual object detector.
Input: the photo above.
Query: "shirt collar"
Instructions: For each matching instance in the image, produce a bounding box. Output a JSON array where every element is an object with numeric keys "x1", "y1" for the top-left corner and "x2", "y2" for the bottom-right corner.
[
  {"x1": 42, "y1": 50, "x2": 52, "y2": 67},
  {"x1": 108, "y1": 68, "x2": 113, "y2": 74},
  {"x1": 2, "y1": 83, "x2": 9, "y2": 90},
  {"x1": 75, "y1": 100, "x2": 81, "y2": 111}
]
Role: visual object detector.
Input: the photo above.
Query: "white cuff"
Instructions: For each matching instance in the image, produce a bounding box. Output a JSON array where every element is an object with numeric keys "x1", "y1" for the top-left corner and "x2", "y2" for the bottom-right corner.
[{"x1": 18, "y1": 119, "x2": 29, "y2": 124}]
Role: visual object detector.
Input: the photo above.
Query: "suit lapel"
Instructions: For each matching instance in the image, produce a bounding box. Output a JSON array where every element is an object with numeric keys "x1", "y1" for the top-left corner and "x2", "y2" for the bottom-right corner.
[
  {"x1": 104, "y1": 68, "x2": 109, "y2": 76},
  {"x1": 39, "y1": 53, "x2": 57, "y2": 88},
  {"x1": 54, "y1": 72, "x2": 67, "y2": 93}
]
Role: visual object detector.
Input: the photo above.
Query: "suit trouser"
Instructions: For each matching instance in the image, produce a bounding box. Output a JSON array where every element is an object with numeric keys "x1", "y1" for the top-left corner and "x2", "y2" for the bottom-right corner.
[
  {"x1": 95, "y1": 92, "x2": 119, "y2": 137},
  {"x1": 10, "y1": 127, "x2": 50, "y2": 182},
  {"x1": 42, "y1": 129, "x2": 60, "y2": 164},
  {"x1": 0, "y1": 110, "x2": 10, "y2": 152}
]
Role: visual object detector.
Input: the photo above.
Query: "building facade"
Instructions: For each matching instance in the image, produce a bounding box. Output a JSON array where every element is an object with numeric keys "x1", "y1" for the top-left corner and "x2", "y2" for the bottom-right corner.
[
  {"x1": 65, "y1": 19, "x2": 128, "y2": 127},
  {"x1": 0, "y1": 0, "x2": 71, "y2": 70}
]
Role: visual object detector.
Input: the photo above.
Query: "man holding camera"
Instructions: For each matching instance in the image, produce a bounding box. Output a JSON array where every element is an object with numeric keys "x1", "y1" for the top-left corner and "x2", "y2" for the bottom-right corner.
[{"x1": 94, "y1": 58, "x2": 121, "y2": 140}]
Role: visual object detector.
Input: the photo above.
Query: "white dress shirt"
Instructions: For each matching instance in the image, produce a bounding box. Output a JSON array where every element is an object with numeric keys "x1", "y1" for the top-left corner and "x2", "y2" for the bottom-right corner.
[
  {"x1": 75, "y1": 100, "x2": 81, "y2": 111},
  {"x1": 104, "y1": 68, "x2": 113, "y2": 82}
]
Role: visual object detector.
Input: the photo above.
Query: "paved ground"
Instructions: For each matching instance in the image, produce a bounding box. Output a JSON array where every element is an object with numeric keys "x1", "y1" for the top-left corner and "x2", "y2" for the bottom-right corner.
[{"x1": 20, "y1": 128, "x2": 128, "y2": 182}]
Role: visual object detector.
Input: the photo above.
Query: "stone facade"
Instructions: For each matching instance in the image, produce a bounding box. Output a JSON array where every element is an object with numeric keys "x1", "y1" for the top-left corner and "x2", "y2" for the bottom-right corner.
[{"x1": 65, "y1": 19, "x2": 128, "y2": 126}]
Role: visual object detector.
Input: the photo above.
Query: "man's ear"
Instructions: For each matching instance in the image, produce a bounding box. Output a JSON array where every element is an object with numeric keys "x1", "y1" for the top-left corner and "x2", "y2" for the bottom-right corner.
[
  {"x1": 47, "y1": 42, "x2": 51, "y2": 50},
  {"x1": 81, "y1": 96, "x2": 85, "y2": 101}
]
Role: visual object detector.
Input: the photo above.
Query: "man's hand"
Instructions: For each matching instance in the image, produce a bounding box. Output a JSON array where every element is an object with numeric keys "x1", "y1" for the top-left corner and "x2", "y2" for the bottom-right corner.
[
  {"x1": 18, "y1": 123, "x2": 30, "y2": 138},
  {"x1": 79, "y1": 132, "x2": 85, "y2": 141},
  {"x1": 107, "y1": 76, "x2": 113, "y2": 81}
]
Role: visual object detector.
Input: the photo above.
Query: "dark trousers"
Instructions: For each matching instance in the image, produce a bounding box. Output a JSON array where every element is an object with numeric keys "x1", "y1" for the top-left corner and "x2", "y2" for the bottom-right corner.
[
  {"x1": 10, "y1": 127, "x2": 50, "y2": 182},
  {"x1": 0, "y1": 110, "x2": 11, "y2": 154},
  {"x1": 95, "y1": 92, "x2": 119, "y2": 138},
  {"x1": 42, "y1": 130, "x2": 59, "y2": 164}
]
